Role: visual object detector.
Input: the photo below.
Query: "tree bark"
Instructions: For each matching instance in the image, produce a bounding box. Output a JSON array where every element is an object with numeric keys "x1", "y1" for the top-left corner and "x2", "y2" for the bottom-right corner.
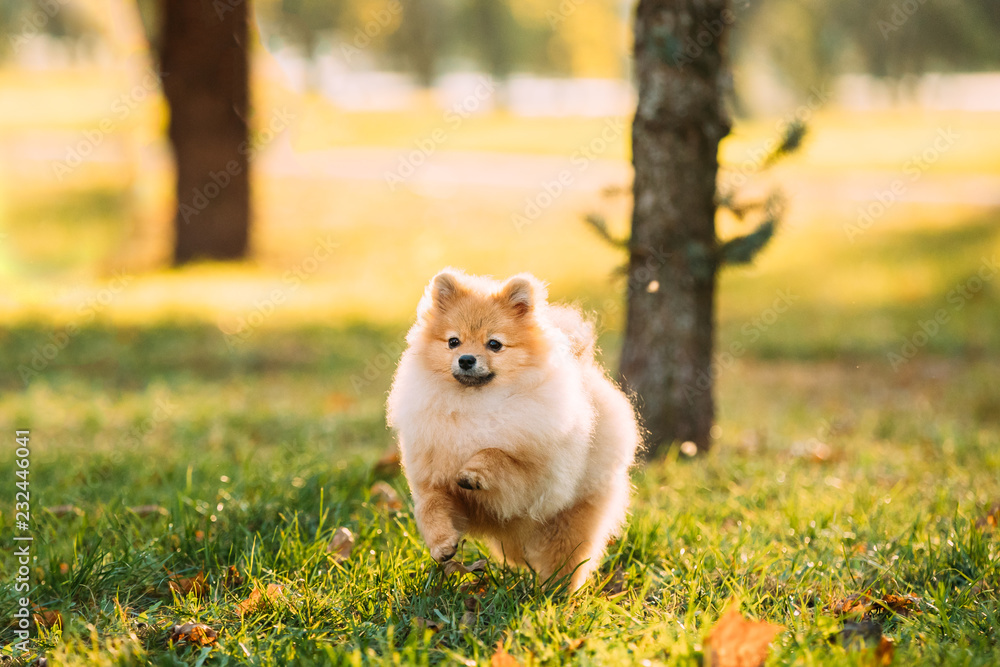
[
  {"x1": 159, "y1": 0, "x2": 250, "y2": 265},
  {"x1": 621, "y1": 0, "x2": 731, "y2": 458}
]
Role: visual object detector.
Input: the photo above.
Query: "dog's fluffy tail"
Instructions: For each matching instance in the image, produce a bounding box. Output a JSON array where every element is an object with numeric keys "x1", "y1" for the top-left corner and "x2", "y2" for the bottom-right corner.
[{"x1": 546, "y1": 305, "x2": 596, "y2": 361}]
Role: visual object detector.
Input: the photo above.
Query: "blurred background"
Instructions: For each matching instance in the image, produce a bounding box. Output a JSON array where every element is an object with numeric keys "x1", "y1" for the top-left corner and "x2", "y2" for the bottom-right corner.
[{"x1": 1, "y1": 0, "x2": 999, "y2": 434}]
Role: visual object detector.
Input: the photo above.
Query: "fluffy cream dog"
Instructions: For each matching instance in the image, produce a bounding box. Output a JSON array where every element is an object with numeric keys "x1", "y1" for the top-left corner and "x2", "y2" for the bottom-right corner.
[{"x1": 387, "y1": 269, "x2": 640, "y2": 590}]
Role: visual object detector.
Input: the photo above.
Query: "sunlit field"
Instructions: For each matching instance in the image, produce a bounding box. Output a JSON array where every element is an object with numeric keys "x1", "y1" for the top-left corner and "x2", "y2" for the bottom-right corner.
[{"x1": 1, "y1": 64, "x2": 999, "y2": 665}]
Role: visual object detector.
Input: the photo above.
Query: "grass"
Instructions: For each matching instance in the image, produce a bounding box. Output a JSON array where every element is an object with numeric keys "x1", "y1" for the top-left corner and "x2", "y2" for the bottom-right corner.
[{"x1": 0, "y1": 321, "x2": 998, "y2": 665}]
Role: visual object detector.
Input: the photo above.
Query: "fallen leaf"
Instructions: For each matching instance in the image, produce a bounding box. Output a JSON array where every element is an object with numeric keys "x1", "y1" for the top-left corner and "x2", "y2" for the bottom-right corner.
[
  {"x1": 459, "y1": 610, "x2": 477, "y2": 628},
  {"x1": 327, "y1": 527, "x2": 355, "y2": 562},
  {"x1": 704, "y1": 605, "x2": 784, "y2": 667},
  {"x1": 58, "y1": 563, "x2": 69, "y2": 575},
  {"x1": 373, "y1": 448, "x2": 402, "y2": 477},
  {"x1": 32, "y1": 609, "x2": 63, "y2": 630},
  {"x1": 444, "y1": 558, "x2": 488, "y2": 576},
  {"x1": 370, "y1": 481, "x2": 403, "y2": 510},
  {"x1": 224, "y1": 565, "x2": 244, "y2": 589},
  {"x1": 45, "y1": 505, "x2": 83, "y2": 518},
  {"x1": 563, "y1": 637, "x2": 585, "y2": 654},
  {"x1": 169, "y1": 622, "x2": 218, "y2": 646},
  {"x1": 878, "y1": 594, "x2": 920, "y2": 616},
  {"x1": 829, "y1": 594, "x2": 872, "y2": 617},
  {"x1": 974, "y1": 503, "x2": 1000, "y2": 531},
  {"x1": 875, "y1": 636, "x2": 895, "y2": 665},
  {"x1": 464, "y1": 596, "x2": 481, "y2": 612},
  {"x1": 829, "y1": 593, "x2": 920, "y2": 619},
  {"x1": 235, "y1": 583, "x2": 284, "y2": 617},
  {"x1": 129, "y1": 505, "x2": 168, "y2": 518},
  {"x1": 168, "y1": 571, "x2": 207, "y2": 598},
  {"x1": 491, "y1": 641, "x2": 523, "y2": 667},
  {"x1": 413, "y1": 617, "x2": 442, "y2": 633}
]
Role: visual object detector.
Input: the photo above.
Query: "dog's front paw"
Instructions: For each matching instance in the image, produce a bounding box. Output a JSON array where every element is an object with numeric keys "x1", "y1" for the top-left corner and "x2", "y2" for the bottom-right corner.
[
  {"x1": 456, "y1": 468, "x2": 487, "y2": 491},
  {"x1": 429, "y1": 538, "x2": 459, "y2": 563}
]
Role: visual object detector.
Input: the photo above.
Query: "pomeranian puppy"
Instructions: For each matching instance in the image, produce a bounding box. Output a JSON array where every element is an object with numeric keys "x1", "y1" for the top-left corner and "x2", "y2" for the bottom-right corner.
[{"x1": 387, "y1": 269, "x2": 640, "y2": 590}]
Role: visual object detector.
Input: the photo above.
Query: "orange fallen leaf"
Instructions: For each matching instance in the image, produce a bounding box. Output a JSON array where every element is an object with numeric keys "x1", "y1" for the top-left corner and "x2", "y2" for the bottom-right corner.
[
  {"x1": 704, "y1": 605, "x2": 784, "y2": 667},
  {"x1": 224, "y1": 565, "x2": 244, "y2": 589},
  {"x1": 830, "y1": 594, "x2": 872, "y2": 617},
  {"x1": 236, "y1": 583, "x2": 284, "y2": 617},
  {"x1": 491, "y1": 641, "x2": 523, "y2": 667},
  {"x1": 875, "y1": 636, "x2": 895, "y2": 665},
  {"x1": 444, "y1": 558, "x2": 488, "y2": 576},
  {"x1": 58, "y1": 563, "x2": 70, "y2": 575},
  {"x1": 129, "y1": 505, "x2": 168, "y2": 518},
  {"x1": 169, "y1": 622, "x2": 218, "y2": 646},
  {"x1": 974, "y1": 503, "x2": 1000, "y2": 531},
  {"x1": 878, "y1": 594, "x2": 920, "y2": 616},
  {"x1": 370, "y1": 481, "x2": 403, "y2": 510},
  {"x1": 168, "y1": 571, "x2": 208, "y2": 598},
  {"x1": 830, "y1": 593, "x2": 920, "y2": 618},
  {"x1": 32, "y1": 608, "x2": 63, "y2": 630},
  {"x1": 327, "y1": 527, "x2": 355, "y2": 563}
]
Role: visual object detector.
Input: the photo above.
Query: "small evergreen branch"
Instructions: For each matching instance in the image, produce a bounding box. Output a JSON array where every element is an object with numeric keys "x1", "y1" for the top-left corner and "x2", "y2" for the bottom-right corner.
[
  {"x1": 761, "y1": 120, "x2": 807, "y2": 170},
  {"x1": 584, "y1": 213, "x2": 630, "y2": 249}
]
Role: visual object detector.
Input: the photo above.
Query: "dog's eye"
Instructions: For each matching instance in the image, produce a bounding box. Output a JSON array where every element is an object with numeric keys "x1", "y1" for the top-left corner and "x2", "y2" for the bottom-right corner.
[
  {"x1": 448, "y1": 337, "x2": 461, "y2": 349},
  {"x1": 487, "y1": 339, "x2": 503, "y2": 352}
]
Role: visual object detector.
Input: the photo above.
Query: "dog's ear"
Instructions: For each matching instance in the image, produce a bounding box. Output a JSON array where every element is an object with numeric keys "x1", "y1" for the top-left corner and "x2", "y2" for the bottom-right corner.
[
  {"x1": 418, "y1": 270, "x2": 465, "y2": 319},
  {"x1": 431, "y1": 272, "x2": 462, "y2": 310},
  {"x1": 501, "y1": 274, "x2": 547, "y2": 317}
]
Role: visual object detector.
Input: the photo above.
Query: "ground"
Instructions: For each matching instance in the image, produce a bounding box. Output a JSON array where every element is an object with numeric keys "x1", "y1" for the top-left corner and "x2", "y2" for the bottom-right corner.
[{"x1": 0, "y1": 66, "x2": 999, "y2": 665}]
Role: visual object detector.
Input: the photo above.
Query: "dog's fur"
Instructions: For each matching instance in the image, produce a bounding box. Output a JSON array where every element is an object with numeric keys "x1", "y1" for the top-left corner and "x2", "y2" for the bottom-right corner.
[{"x1": 387, "y1": 269, "x2": 640, "y2": 590}]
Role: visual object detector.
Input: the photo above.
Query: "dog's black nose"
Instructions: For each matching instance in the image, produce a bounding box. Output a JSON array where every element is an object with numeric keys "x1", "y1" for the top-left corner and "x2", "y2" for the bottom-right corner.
[{"x1": 458, "y1": 355, "x2": 476, "y2": 370}]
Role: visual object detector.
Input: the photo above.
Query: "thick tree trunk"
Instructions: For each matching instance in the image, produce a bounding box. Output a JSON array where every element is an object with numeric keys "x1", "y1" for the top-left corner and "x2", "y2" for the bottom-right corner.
[
  {"x1": 159, "y1": 0, "x2": 250, "y2": 265},
  {"x1": 621, "y1": 0, "x2": 731, "y2": 458}
]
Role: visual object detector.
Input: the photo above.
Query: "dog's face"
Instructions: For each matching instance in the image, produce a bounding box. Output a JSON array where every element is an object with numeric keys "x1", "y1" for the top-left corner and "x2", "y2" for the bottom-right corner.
[{"x1": 412, "y1": 271, "x2": 549, "y2": 388}]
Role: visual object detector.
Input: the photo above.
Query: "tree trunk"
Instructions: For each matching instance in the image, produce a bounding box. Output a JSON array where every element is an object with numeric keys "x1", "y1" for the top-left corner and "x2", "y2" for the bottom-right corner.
[
  {"x1": 620, "y1": 0, "x2": 731, "y2": 458},
  {"x1": 159, "y1": 0, "x2": 250, "y2": 265}
]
